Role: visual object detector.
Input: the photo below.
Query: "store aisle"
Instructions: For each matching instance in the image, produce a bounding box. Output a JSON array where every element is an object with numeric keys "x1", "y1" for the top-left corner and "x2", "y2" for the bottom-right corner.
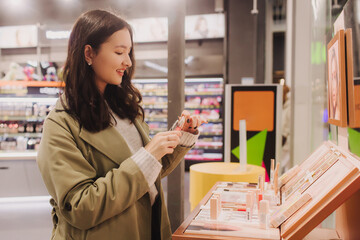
[{"x1": 0, "y1": 172, "x2": 191, "y2": 239}]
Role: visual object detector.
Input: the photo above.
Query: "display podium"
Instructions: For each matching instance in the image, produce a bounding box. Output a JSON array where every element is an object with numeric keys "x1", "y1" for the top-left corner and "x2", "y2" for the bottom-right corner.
[
  {"x1": 174, "y1": 141, "x2": 360, "y2": 240},
  {"x1": 189, "y1": 163, "x2": 265, "y2": 210}
]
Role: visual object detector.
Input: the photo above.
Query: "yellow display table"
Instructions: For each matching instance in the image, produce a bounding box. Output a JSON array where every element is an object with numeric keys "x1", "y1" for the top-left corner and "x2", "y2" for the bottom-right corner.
[{"x1": 189, "y1": 162, "x2": 265, "y2": 210}]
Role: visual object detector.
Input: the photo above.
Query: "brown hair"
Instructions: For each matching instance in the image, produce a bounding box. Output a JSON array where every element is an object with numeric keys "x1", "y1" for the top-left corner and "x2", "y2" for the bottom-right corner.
[{"x1": 61, "y1": 9, "x2": 143, "y2": 132}]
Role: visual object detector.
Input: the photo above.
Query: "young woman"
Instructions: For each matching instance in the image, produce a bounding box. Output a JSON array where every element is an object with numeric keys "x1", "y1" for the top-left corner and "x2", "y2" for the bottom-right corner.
[
  {"x1": 329, "y1": 48, "x2": 340, "y2": 120},
  {"x1": 37, "y1": 10, "x2": 205, "y2": 240}
]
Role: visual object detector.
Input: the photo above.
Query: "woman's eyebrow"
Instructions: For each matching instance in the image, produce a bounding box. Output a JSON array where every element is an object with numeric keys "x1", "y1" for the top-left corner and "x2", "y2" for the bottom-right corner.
[{"x1": 114, "y1": 45, "x2": 132, "y2": 50}]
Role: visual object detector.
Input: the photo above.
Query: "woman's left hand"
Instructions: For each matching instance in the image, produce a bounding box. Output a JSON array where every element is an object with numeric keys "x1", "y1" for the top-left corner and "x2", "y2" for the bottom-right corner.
[{"x1": 180, "y1": 110, "x2": 207, "y2": 134}]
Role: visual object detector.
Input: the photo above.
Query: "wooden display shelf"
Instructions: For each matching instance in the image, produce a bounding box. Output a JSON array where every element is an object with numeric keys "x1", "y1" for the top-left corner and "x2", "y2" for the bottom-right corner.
[
  {"x1": 174, "y1": 141, "x2": 360, "y2": 240},
  {"x1": 174, "y1": 181, "x2": 341, "y2": 240},
  {"x1": 173, "y1": 181, "x2": 279, "y2": 240},
  {"x1": 0, "y1": 80, "x2": 65, "y2": 88}
]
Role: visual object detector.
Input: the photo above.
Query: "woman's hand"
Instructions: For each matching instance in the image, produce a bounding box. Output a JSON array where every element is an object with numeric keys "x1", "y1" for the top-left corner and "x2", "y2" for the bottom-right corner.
[
  {"x1": 180, "y1": 110, "x2": 207, "y2": 134},
  {"x1": 145, "y1": 131, "x2": 182, "y2": 161}
]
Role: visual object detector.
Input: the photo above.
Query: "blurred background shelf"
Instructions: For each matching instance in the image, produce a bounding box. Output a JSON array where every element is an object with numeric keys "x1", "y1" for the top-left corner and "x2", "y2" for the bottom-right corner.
[
  {"x1": 135, "y1": 77, "x2": 223, "y2": 169},
  {"x1": 0, "y1": 80, "x2": 64, "y2": 87}
]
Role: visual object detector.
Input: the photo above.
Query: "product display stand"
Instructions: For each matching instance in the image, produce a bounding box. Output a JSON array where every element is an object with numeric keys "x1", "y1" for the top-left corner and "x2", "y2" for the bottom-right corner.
[
  {"x1": 175, "y1": 141, "x2": 360, "y2": 240},
  {"x1": 189, "y1": 163, "x2": 265, "y2": 210},
  {"x1": 335, "y1": 127, "x2": 360, "y2": 239}
]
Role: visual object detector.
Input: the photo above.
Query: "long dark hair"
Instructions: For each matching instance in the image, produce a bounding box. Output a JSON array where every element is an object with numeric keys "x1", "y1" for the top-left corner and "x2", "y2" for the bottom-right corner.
[{"x1": 61, "y1": 9, "x2": 144, "y2": 132}]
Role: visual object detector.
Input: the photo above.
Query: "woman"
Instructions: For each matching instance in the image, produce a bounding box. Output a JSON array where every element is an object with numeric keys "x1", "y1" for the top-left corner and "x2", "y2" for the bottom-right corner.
[
  {"x1": 37, "y1": 10, "x2": 205, "y2": 240},
  {"x1": 329, "y1": 48, "x2": 340, "y2": 120}
]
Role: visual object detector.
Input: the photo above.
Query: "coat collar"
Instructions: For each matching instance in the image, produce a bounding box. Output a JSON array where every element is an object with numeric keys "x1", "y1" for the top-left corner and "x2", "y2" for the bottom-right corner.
[{"x1": 55, "y1": 96, "x2": 151, "y2": 166}]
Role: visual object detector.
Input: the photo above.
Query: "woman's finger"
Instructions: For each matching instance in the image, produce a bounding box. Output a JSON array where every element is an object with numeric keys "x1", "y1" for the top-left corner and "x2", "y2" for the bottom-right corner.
[
  {"x1": 181, "y1": 110, "x2": 191, "y2": 117},
  {"x1": 159, "y1": 131, "x2": 182, "y2": 137},
  {"x1": 191, "y1": 116, "x2": 199, "y2": 129},
  {"x1": 167, "y1": 134, "x2": 181, "y2": 142},
  {"x1": 166, "y1": 140, "x2": 180, "y2": 148}
]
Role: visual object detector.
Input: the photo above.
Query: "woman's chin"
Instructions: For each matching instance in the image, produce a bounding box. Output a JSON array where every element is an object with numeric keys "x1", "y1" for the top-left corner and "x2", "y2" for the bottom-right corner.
[{"x1": 109, "y1": 81, "x2": 122, "y2": 86}]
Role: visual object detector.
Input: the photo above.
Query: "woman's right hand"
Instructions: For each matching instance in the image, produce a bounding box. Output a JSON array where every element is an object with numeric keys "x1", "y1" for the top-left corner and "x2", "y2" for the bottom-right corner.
[{"x1": 145, "y1": 131, "x2": 182, "y2": 161}]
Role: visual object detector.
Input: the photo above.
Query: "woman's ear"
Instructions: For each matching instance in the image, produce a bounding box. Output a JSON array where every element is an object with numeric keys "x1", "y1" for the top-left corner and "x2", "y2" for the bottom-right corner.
[{"x1": 84, "y1": 45, "x2": 94, "y2": 65}]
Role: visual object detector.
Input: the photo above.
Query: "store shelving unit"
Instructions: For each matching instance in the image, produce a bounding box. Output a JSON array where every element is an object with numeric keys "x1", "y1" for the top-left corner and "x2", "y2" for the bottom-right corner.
[
  {"x1": 1, "y1": 78, "x2": 224, "y2": 167},
  {"x1": 0, "y1": 81, "x2": 59, "y2": 197},
  {"x1": 0, "y1": 81, "x2": 64, "y2": 87},
  {"x1": 0, "y1": 83, "x2": 59, "y2": 155},
  {"x1": 133, "y1": 78, "x2": 224, "y2": 169},
  {"x1": 0, "y1": 17, "x2": 225, "y2": 175}
]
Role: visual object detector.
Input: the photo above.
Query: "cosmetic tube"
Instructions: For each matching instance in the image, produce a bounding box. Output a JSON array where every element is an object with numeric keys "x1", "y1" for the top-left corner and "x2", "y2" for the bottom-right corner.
[
  {"x1": 259, "y1": 200, "x2": 270, "y2": 229},
  {"x1": 246, "y1": 191, "x2": 255, "y2": 221}
]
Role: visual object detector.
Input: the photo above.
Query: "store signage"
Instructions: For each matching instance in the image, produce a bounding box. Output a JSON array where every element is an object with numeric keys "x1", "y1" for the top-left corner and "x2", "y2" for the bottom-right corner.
[
  {"x1": 0, "y1": 25, "x2": 38, "y2": 48},
  {"x1": 0, "y1": 14, "x2": 224, "y2": 47},
  {"x1": 185, "y1": 13, "x2": 225, "y2": 40},
  {"x1": 224, "y1": 85, "x2": 282, "y2": 180},
  {"x1": 128, "y1": 17, "x2": 168, "y2": 43},
  {"x1": 128, "y1": 13, "x2": 225, "y2": 43}
]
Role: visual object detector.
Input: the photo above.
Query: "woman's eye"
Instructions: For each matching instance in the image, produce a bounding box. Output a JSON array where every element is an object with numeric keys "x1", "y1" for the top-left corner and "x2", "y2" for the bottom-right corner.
[{"x1": 115, "y1": 52, "x2": 123, "y2": 55}]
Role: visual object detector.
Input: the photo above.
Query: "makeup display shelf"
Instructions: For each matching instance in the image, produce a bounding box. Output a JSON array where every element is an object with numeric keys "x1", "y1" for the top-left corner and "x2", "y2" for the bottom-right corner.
[
  {"x1": 174, "y1": 141, "x2": 360, "y2": 240},
  {"x1": 133, "y1": 78, "x2": 224, "y2": 169}
]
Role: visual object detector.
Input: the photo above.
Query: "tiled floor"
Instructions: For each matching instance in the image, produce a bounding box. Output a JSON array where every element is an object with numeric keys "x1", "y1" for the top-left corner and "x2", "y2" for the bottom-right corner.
[{"x1": 0, "y1": 172, "x2": 191, "y2": 240}]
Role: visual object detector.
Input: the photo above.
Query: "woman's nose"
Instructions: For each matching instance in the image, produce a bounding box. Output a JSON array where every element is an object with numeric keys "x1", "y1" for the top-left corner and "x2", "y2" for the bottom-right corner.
[{"x1": 124, "y1": 54, "x2": 132, "y2": 68}]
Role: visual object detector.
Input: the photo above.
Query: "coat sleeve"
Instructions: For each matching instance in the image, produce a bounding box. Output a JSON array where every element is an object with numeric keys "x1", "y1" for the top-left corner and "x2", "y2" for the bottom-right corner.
[
  {"x1": 37, "y1": 118, "x2": 150, "y2": 230},
  {"x1": 160, "y1": 145, "x2": 192, "y2": 178}
]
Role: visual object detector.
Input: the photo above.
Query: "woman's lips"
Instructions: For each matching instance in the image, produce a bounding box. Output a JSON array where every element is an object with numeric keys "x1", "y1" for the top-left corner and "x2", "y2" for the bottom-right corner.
[{"x1": 117, "y1": 70, "x2": 124, "y2": 76}]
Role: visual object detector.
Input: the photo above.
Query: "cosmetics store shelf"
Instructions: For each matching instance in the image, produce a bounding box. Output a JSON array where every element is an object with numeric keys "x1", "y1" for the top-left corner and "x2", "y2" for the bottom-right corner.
[
  {"x1": 0, "y1": 80, "x2": 65, "y2": 88},
  {"x1": 131, "y1": 77, "x2": 224, "y2": 165},
  {"x1": 139, "y1": 91, "x2": 167, "y2": 96},
  {"x1": 195, "y1": 142, "x2": 223, "y2": 148},
  {"x1": 206, "y1": 119, "x2": 223, "y2": 123},
  {"x1": 145, "y1": 118, "x2": 223, "y2": 125},
  {"x1": 133, "y1": 78, "x2": 223, "y2": 84},
  {"x1": 0, "y1": 97, "x2": 58, "y2": 103},
  {"x1": 142, "y1": 94, "x2": 167, "y2": 97},
  {"x1": 0, "y1": 151, "x2": 37, "y2": 161},
  {"x1": 141, "y1": 91, "x2": 223, "y2": 97},
  {"x1": 194, "y1": 146, "x2": 223, "y2": 150},
  {"x1": 185, "y1": 94, "x2": 222, "y2": 97},
  {"x1": 0, "y1": 133, "x2": 42, "y2": 138},
  {"x1": 0, "y1": 116, "x2": 46, "y2": 122},
  {"x1": 184, "y1": 154, "x2": 222, "y2": 161},
  {"x1": 143, "y1": 107, "x2": 167, "y2": 111},
  {"x1": 185, "y1": 107, "x2": 221, "y2": 110},
  {"x1": 144, "y1": 105, "x2": 222, "y2": 110},
  {"x1": 199, "y1": 133, "x2": 223, "y2": 137}
]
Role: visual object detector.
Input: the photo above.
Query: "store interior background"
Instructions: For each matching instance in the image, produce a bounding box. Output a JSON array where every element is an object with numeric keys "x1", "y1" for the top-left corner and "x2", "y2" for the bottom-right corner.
[{"x1": 1, "y1": 0, "x2": 360, "y2": 239}]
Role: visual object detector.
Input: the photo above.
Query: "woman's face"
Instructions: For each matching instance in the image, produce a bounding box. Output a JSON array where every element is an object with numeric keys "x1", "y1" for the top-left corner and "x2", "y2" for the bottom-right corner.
[
  {"x1": 90, "y1": 28, "x2": 132, "y2": 93},
  {"x1": 331, "y1": 57, "x2": 338, "y2": 108}
]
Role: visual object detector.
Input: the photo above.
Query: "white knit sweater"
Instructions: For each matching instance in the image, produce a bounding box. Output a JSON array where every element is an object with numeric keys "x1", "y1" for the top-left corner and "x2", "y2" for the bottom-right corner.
[{"x1": 112, "y1": 114, "x2": 198, "y2": 205}]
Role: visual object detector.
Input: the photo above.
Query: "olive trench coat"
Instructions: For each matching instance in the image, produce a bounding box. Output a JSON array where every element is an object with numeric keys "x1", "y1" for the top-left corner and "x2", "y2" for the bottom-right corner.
[{"x1": 37, "y1": 99, "x2": 191, "y2": 240}]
